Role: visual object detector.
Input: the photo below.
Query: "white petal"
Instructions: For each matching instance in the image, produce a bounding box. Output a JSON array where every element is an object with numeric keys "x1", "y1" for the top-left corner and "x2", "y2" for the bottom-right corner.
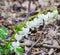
[
  {"x1": 37, "y1": 18, "x2": 43, "y2": 24},
  {"x1": 26, "y1": 21, "x2": 34, "y2": 28},
  {"x1": 15, "y1": 34, "x2": 23, "y2": 41},
  {"x1": 51, "y1": 13, "x2": 54, "y2": 18},
  {"x1": 22, "y1": 27, "x2": 29, "y2": 35},
  {"x1": 18, "y1": 31, "x2": 24, "y2": 35},
  {"x1": 47, "y1": 12, "x2": 54, "y2": 19},
  {"x1": 12, "y1": 41, "x2": 20, "y2": 48},
  {"x1": 38, "y1": 14, "x2": 44, "y2": 19},
  {"x1": 29, "y1": 21, "x2": 35, "y2": 28},
  {"x1": 43, "y1": 15, "x2": 49, "y2": 21},
  {"x1": 33, "y1": 18, "x2": 38, "y2": 26}
]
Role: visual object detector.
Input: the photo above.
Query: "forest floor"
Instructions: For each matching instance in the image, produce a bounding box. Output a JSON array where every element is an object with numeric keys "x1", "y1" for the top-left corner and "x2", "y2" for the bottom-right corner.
[{"x1": 0, "y1": 0, "x2": 60, "y2": 55}]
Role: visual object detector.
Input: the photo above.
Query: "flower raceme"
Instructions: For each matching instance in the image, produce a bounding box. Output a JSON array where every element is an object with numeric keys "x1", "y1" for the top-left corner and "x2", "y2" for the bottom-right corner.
[
  {"x1": 12, "y1": 9, "x2": 58, "y2": 54},
  {"x1": 14, "y1": 9, "x2": 58, "y2": 41}
]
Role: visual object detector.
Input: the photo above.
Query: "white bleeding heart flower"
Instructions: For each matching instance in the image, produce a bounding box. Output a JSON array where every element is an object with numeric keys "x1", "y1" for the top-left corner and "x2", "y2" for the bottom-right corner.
[
  {"x1": 26, "y1": 21, "x2": 35, "y2": 28},
  {"x1": 50, "y1": 13, "x2": 54, "y2": 18},
  {"x1": 47, "y1": 12, "x2": 54, "y2": 19},
  {"x1": 22, "y1": 27, "x2": 30, "y2": 35},
  {"x1": 43, "y1": 14, "x2": 49, "y2": 24},
  {"x1": 41, "y1": 14, "x2": 46, "y2": 19},
  {"x1": 38, "y1": 14, "x2": 44, "y2": 25},
  {"x1": 37, "y1": 18, "x2": 43, "y2": 24},
  {"x1": 33, "y1": 18, "x2": 39, "y2": 26},
  {"x1": 29, "y1": 20, "x2": 35, "y2": 28},
  {"x1": 15, "y1": 34, "x2": 23, "y2": 41},
  {"x1": 12, "y1": 41, "x2": 20, "y2": 49},
  {"x1": 38, "y1": 14, "x2": 44, "y2": 19},
  {"x1": 43, "y1": 15, "x2": 49, "y2": 21},
  {"x1": 18, "y1": 31, "x2": 24, "y2": 35},
  {"x1": 38, "y1": 14, "x2": 45, "y2": 21},
  {"x1": 47, "y1": 12, "x2": 51, "y2": 18}
]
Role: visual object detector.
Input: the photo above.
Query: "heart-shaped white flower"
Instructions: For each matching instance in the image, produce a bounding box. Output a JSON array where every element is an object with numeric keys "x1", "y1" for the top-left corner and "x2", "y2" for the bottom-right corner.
[
  {"x1": 29, "y1": 21, "x2": 35, "y2": 28},
  {"x1": 33, "y1": 18, "x2": 40, "y2": 26},
  {"x1": 22, "y1": 27, "x2": 29, "y2": 35},
  {"x1": 12, "y1": 41, "x2": 20, "y2": 49},
  {"x1": 15, "y1": 34, "x2": 23, "y2": 41},
  {"x1": 47, "y1": 12, "x2": 54, "y2": 19},
  {"x1": 38, "y1": 14, "x2": 44, "y2": 19}
]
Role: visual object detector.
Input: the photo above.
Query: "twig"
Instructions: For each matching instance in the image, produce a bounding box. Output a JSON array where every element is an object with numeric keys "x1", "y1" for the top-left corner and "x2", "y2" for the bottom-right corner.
[
  {"x1": 42, "y1": 44, "x2": 60, "y2": 49},
  {"x1": 26, "y1": 33, "x2": 43, "y2": 54},
  {"x1": 33, "y1": 43, "x2": 60, "y2": 49},
  {"x1": 33, "y1": 51, "x2": 43, "y2": 55},
  {"x1": 20, "y1": 42, "x2": 60, "y2": 49},
  {"x1": 26, "y1": 0, "x2": 31, "y2": 18}
]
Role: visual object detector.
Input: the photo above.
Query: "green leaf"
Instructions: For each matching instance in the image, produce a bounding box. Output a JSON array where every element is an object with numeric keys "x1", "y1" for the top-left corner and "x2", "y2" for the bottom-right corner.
[
  {"x1": 54, "y1": 9, "x2": 58, "y2": 18},
  {"x1": 3, "y1": 49, "x2": 8, "y2": 55},
  {"x1": 0, "y1": 45, "x2": 3, "y2": 52},
  {"x1": 13, "y1": 25, "x2": 23, "y2": 31},
  {"x1": 0, "y1": 27, "x2": 9, "y2": 40},
  {"x1": 7, "y1": 42, "x2": 14, "y2": 52},
  {"x1": 0, "y1": 33, "x2": 5, "y2": 40},
  {"x1": 16, "y1": 47, "x2": 24, "y2": 54},
  {"x1": 9, "y1": 46, "x2": 14, "y2": 52},
  {"x1": 0, "y1": 45, "x2": 8, "y2": 55}
]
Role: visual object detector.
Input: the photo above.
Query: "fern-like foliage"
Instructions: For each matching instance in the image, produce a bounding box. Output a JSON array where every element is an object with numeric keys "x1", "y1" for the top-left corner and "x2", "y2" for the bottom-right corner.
[{"x1": 0, "y1": 27, "x2": 9, "y2": 40}]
